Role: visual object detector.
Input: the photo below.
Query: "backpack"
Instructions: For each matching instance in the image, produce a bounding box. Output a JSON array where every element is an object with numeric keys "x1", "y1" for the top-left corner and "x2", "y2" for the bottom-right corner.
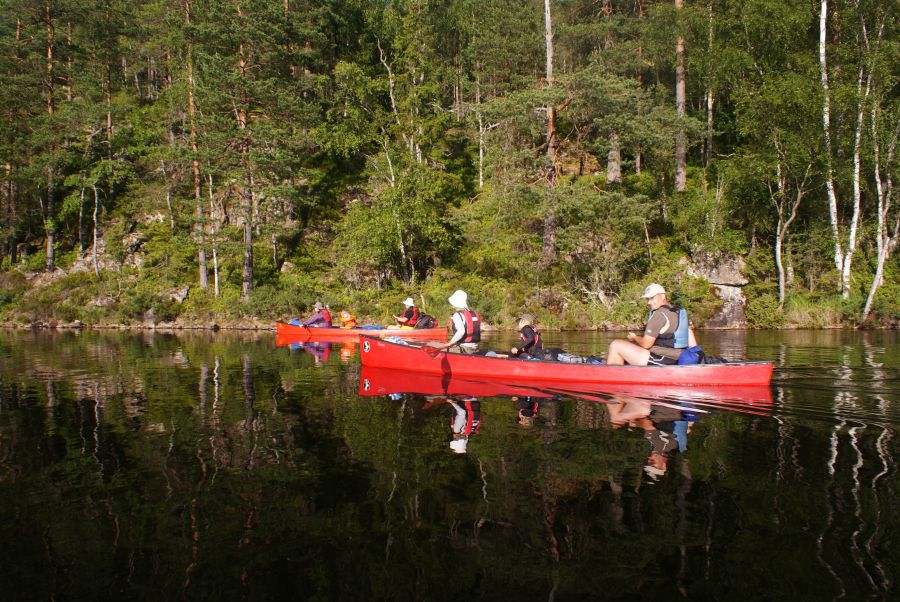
[
  {"x1": 415, "y1": 313, "x2": 436, "y2": 329},
  {"x1": 677, "y1": 345, "x2": 706, "y2": 365}
]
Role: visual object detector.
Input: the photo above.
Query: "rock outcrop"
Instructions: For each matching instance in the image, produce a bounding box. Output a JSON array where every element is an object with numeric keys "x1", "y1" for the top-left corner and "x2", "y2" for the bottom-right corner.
[{"x1": 681, "y1": 252, "x2": 748, "y2": 329}]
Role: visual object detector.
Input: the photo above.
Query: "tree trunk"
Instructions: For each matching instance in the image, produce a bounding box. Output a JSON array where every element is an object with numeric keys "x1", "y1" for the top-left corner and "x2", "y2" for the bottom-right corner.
[
  {"x1": 770, "y1": 158, "x2": 809, "y2": 309},
  {"x1": 704, "y1": 2, "x2": 714, "y2": 166},
  {"x1": 4, "y1": 163, "x2": 15, "y2": 264},
  {"x1": 208, "y1": 174, "x2": 220, "y2": 297},
  {"x1": 542, "y1": 0, "x2": 557, "y2": 263},
  {"x1": 819, "y1": 0, "x2": 844, "y2": 282},
  {"x1": 237, "y1": 8, "x2": 253, "y2": 299},
  {"x1": 607, "y1": 132, "x2": 622, "y2": 183},
  {"x1": 840, "y1": 66, "x2": 871, "y2": 298},
  {"x1": 241, "y1": 170, "x2": 253, "y2": 299},
  {"x1": 78, "y1": 181, "x2": 85, "y2": 253},
  {"x1": 92, "y1": 184, "x2": 100, "y2": 276},
  {"x1": 674, "y1": 0, "x2": 686, "y2": 192},
  {"x1": 186, "y1": 0, "x2": 208, "y2": 290},
  {"x1": 45, "y1": 2, "x2": 55, "y2": 271},
  {"x1": 860, "y1": 109, "x2": 898, "y2": 322}
]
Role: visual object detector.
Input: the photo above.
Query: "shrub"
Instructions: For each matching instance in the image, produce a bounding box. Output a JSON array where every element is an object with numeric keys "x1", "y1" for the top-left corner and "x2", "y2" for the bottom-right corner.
[
  {"x1": 746, "y1": 293, "x2": 785, "y2": 328},
  {"x1": 784, "y1": 294, "x2": 844, "y2": 328}
]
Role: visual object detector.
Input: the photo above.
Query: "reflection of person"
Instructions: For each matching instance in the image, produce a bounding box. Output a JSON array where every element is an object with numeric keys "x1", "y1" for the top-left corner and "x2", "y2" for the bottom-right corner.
[
  {"x1": 436, "y1": 290, "x2": 481, "y2": 354},
  {"x1": 606, "y1": 284, "x2": 696, "y2": 366},
  {"x1": 300, "y1": 301, "x2": 332, "y2": 327},
  {"x1": 515, "y1": 396, "x2": 540, "y2": 426},
  {"x1": 641, "y1": 405, "x2": 682, "y2": 480},
  {"x1": 290, "y1": 341, "x2": 332, "y2": 364},
  {"x1": 510, "y1": 314, "x2": 543, "y2": 358},
  {"x1": 606, "y1": 399, "x2": 692, "y2": 481},
  {"x1": 339, "y1": 342, "x2": 356, "y2": 363},
  {"x1": 393, "y1": 297, "x2": 419, "y2": 329},
  {"x1": 449, "y1": 397, "x2": 480, "y2": 454}
]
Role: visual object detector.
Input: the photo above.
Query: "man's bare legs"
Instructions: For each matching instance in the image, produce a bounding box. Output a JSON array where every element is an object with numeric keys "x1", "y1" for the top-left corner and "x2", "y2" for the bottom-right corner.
[{"x1": 606, "y1": 339, "x2": 651, "y2": 366}]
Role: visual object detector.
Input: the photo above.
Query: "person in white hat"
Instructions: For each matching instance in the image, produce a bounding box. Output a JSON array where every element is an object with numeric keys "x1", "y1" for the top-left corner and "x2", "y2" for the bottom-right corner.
[
  {"x1": 393, "y1": 297, "x2": 420, "y2": 329},
  {"x1": 437, "y1": 290, "x2": 481, "y2": 354},
  {"x1": 605, "y1": 283, "x2": 696, "y2": 365}
]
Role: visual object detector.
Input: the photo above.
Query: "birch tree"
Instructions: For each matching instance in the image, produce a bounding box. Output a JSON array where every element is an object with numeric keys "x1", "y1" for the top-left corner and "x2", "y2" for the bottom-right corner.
[
  {"x1": 542, "y1": 0, "x2": 558, "y2": 262},
  {"x1": 674, "y1": 0, "x2": 687, "y2": 192}
]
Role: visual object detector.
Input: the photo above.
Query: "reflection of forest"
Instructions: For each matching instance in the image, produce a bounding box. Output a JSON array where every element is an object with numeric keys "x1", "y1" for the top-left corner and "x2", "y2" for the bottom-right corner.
[{"x1": 0, "y1": 330, "x2": 896, "y2": 600}]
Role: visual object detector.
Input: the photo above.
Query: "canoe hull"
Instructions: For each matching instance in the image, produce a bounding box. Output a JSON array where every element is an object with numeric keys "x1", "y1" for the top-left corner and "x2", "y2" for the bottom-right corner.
[
  {"x1": 276, "y1": 321, "x2": 447, "y2": 342},
  {"x1": 359, "y1": 366, "x2": 773, "y2": 411},
  {"x1": 359, "y1": 336, "x2": 774, "y2": 387}
]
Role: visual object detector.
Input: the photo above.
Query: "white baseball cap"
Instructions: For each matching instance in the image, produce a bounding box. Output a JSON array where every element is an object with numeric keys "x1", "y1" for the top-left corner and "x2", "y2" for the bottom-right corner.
[
  {"x1": 641, "y1": 283, "x2": 666, "y2": 298},
  {"x1": 403, "y1": 297, "x2": 415, "y2": 306},
  {"x1": 448, "y1": 290, "x2": 468, "y2": 309}
]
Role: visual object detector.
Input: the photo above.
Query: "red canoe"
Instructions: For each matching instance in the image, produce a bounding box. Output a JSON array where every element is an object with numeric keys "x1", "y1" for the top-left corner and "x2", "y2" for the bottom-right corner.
[
  {"x1": 359, "y1": 336, "x2": 775, "y2": 387},
  {"x1": 276, "y1": 321, "x2": 447, "y2": 342},
  {"x1": 359, "y1": 366, "x2": 773, "y2": 413}
]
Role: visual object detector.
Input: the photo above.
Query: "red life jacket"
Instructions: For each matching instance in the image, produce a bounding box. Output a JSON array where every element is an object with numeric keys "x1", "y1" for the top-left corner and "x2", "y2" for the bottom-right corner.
[
  {"x1": 402, "y1": 306, "x2": 420, "y2": 325},
  {"x1": 449, "y1": 309, "x2": 481, "y2": 343},
  {"x1": 320, "y1": 309, "x2": 332, "y2": 326},
  {"x1": 520, "y1": 326, "x2": 543, "y2": 353}
]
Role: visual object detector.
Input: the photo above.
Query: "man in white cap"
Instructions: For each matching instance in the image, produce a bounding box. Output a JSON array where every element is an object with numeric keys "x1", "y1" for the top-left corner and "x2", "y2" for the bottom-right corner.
[
  {"x1": 393, "y1": 297, "x2": 420, "y2": 329},
  {"x1": 437, "y1": 289, "x2": 481, "y2": 354},
  {"x1": 605, "y1": 283, "x2": 695, "y2": 365}
]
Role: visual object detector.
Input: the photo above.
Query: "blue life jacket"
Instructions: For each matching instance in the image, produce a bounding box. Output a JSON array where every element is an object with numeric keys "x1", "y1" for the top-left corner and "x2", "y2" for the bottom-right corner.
[{"x1": 647, "y1": 305, "x2": 690, "y2": 349}]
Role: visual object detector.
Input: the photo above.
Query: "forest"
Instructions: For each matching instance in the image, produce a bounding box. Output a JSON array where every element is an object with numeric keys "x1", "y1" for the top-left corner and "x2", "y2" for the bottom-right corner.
[{"x1": 0, "y1": 0, "x2": 896, "y2": 329}]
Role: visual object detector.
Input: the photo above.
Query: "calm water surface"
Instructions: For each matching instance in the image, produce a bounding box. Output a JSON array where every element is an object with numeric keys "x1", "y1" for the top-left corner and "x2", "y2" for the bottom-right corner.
[{"x1": 0, "y1": 329, "x2": 897, "y2": 601}]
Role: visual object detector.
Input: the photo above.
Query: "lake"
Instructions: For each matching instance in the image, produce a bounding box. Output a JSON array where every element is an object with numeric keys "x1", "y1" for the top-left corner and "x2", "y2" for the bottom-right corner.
[{"x1": 0, "y1": 329, "x2": 897, "y2": 601}]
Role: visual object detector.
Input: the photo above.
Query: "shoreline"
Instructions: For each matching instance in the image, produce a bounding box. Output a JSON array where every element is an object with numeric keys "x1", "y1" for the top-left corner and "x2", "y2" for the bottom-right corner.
[{"x1": 1, "y1": 320, "x2": 895, "y2": 333}]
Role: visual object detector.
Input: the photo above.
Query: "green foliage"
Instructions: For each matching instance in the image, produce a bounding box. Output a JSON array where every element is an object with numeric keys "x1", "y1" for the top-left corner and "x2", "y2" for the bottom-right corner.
[
  {"x1": 0, "y1": 271, "x2": 28, "y2": 311},
  {"x1": 745, "y1": 293, "x2": 785, "y2": 329},
  {"x1": 0, "y1": 0, "x2": 896, "y2": 329}
]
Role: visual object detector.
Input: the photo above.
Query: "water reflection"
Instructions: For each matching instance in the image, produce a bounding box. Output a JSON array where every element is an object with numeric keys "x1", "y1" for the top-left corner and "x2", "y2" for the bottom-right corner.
[
  {"x1": 360, "y1": 366, "x2": 716, "y2": 484},
  {"x1": 0, "y1": 329, "x2": 897, "y2": 600}
]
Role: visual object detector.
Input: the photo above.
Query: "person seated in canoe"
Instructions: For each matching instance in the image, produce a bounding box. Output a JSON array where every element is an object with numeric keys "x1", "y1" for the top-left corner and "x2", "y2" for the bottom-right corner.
[
  {"x1": 510, "y1": 314, "x2": 543, "y2": 359},
  {"x1": 338, "y1": 310, "x2": 357, "y2": 329},
  {"x1": 299, "y1": 301, "x2": 332, "y2": 328},
  {"x1": 393, "y1": 297, "x2": 419, "y2": 329},
  {"x1": 435, "y1": 289, "x2": 481, "y2": 354},
  {"x1": 605, "y1": 283, "x2": 697, "y2": 366}
]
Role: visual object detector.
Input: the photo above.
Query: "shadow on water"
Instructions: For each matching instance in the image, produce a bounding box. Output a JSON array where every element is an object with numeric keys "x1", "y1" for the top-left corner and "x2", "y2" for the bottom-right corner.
[{"x1": 0, "y1": 328, "x2": 896, "y2": 600}]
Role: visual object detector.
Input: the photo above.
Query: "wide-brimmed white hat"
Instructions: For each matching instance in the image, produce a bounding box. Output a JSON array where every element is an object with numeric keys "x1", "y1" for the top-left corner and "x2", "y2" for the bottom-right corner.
[
  {"x1": 448, "y1": 289, "x2": 468, "y2": 309},
  {"x1": 313, "y1": 301, "x2": 325, "y2": 310},
  {"x1": 402, "y1": 297, "x2": 415, "y2": 306},
  {"x1": 641, "y1": 283, "x2": 666, "y2": 299},
  {"x1": 449, "y1": 438, "x2": 468, "y2": 454}
]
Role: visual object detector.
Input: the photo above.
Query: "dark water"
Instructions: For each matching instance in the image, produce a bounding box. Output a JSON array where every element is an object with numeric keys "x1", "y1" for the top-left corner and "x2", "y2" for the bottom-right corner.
[{"x1": 0, "y1": 329, "x2": 897, "y2": 601}]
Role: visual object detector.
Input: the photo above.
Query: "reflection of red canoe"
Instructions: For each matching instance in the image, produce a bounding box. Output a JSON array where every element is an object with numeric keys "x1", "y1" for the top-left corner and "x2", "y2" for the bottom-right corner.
[
  {"x1": 360, "y1": 336, "x2": 775, "y2": 387},
  {"x1": 359, "y1": 366, "x2": 773, "y2": 412},
  {"x1": 275, "y1": 321, "x2": 447, "y2": 342},
  {"x1": 360, "y1": 366, "x2": 554, "y2": 398}
]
